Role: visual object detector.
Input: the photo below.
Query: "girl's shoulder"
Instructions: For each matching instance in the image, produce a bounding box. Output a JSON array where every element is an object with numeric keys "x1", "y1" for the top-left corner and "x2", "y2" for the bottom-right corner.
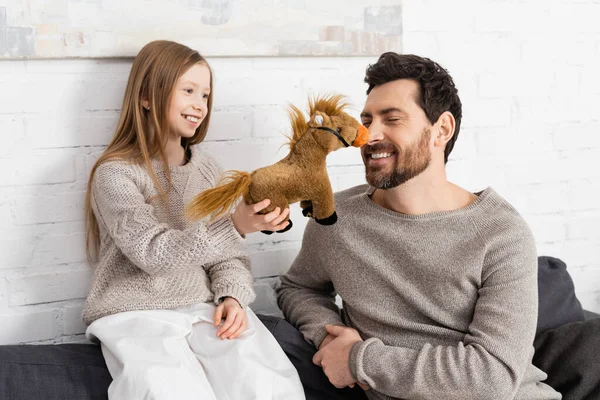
[
  {"x1": 188, "y1": 144, "x2": 220, "y2": 167},
  {"x1": 188, "y1": 145, "x2": 224, "y2": 184},
  {"x1": 93, "y1": 158, "x2": 148, "y2": 192},
  {"x1": 95, "y1": 158, "x2": 141, "y2": 178}
]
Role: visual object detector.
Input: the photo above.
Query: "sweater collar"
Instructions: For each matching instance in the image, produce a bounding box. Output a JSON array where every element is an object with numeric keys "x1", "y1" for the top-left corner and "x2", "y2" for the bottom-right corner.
[
  {"x1": 364, "y1": 186, "x2": 496, "y2": 220},
  {"x1": 150, "y1": 145, "x2": 201, "y2": 173}
]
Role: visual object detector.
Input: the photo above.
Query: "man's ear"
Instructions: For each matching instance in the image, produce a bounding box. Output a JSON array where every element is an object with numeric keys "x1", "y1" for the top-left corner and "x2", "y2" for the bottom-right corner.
[{"x1": 434, "y1": 111, "x2": 455, "y2": 147}]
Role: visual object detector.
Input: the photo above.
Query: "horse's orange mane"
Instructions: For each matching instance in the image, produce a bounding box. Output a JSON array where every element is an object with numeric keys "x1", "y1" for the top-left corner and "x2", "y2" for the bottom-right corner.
[{"x1": 286, "y1": 94, "x2": 350, "y2": 152}]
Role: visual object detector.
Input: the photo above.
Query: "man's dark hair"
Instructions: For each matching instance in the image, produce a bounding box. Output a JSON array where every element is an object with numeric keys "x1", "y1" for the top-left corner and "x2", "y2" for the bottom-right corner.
[{"x1": 365, "y1": 52, "x2": 462, "y2": 163}]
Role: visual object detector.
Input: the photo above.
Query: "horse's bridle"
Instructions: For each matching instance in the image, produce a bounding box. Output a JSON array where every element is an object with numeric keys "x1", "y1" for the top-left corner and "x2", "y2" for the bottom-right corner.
[{"x1": 312, "y1": 126, "x2": 351, "y2": 147}]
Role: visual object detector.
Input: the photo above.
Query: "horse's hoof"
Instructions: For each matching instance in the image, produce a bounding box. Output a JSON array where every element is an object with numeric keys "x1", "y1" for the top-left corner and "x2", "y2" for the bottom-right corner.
[
  {"x1": 302, "y1": 205, "x2": 313, "y2": 218},
  {"x1": 276, "y1": 219, "x2": 293, "y2": 233},
  {"x1": 261, "y1": 230, "x2": 274, "y2": 235},
  {"x1": 315, "y1": 211, "x2": 337, "y2": 225}
]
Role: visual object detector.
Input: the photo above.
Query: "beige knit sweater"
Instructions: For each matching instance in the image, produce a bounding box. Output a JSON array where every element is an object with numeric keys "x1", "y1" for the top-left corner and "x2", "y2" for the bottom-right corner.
[
  {"x1": 82, "y1": 145, "x2": 255, "y2": 326},
  {"x1": 277, "y1": 185, "x2": 561, "y2": 400}
]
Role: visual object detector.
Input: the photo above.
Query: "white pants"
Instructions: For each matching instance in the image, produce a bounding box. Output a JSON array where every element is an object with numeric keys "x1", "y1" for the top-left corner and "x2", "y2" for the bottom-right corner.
[{"x1": 86, "y1": 303, "x2": 305, "y2": 400}]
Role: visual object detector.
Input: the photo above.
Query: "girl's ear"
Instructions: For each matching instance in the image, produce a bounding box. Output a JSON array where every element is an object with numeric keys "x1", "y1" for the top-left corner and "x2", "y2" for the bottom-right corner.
[{"x1": 141, "y1": 99, "x2": 150, "y2": 110}]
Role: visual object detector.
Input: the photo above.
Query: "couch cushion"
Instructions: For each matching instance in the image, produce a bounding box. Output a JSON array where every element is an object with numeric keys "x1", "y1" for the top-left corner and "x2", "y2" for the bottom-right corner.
[
  {"x1": 537, "y1": 256, "x2": 586, "y2": 333},
  {"x1": 0, "y1": 344, "x2": 110, "y2": 400},
  {"x1": 583, "y1": 309, "x2": 600, "y2": 320},
  {"x1": 533, "y1": 318, "x2": 600, "y2": 400}
]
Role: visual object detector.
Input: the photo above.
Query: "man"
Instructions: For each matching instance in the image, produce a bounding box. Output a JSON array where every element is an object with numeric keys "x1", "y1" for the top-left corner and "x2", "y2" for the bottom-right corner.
[{"x1": 275, "y1": 53, "x2": 561, "y2": 400}]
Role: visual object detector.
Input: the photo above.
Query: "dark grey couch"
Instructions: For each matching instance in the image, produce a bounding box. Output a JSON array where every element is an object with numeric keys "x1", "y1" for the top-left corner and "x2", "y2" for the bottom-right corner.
[{"x1": 1, "y1": 256, "x2": 599, "y2": 400}]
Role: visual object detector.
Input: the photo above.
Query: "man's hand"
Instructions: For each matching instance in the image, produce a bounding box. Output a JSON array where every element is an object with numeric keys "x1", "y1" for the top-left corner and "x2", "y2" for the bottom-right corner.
[
  {"x1": 319, "y1": 333, "x2": 337, "y2": 350},
  {"x1": 213, "y1": 297, "x2": 247, "y2": 339},
  {"x1": 312, "y1": 324, "x2": 367, "y2": 389}
]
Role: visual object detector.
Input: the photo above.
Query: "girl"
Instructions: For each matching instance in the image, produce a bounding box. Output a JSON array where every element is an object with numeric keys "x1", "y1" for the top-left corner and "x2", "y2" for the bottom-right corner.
[{"x1": 83, "y1": 40, "x2": 305, "y2": 400}]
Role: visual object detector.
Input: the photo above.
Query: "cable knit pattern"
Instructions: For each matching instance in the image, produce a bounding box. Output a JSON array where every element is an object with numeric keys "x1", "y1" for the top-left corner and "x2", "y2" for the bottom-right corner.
[
  {"x1": 82, "y1": 145, "x2": 255, "y2": 325},
  {"x1": 277, "y1": 185, "x2": 560, "y2": 400}
]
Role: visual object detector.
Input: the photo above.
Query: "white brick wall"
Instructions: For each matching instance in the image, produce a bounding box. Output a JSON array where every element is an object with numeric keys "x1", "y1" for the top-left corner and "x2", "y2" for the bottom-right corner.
[
  {"x1": 0, "y1": 54, "x2": 373, "y2": 344},
  {"x1": 403, "y1": 0, "x2": 600, "y2": 314},
  {"x1": 1, "y1": 0, "x2": 599, "y2": 343}
]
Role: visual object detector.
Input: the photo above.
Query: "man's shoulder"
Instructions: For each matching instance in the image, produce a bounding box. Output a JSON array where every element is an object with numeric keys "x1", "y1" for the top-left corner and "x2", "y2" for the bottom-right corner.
[
  {"x1": 476, "y1": 188, "x2": 523, "y2": 219},
  {"x1": 333, "y1": 184, "x2": 370, "y2": 207},
  {"x1": 474, "y1": 188, "x2": 537, "y2": 275},
  {"x1": 473, "y1": 187, "x2": 533, "y2": 241}
]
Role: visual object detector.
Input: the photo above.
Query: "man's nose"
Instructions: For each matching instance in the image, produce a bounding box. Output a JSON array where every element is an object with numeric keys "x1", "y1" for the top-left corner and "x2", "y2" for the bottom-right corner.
[{"x1": 367, "y1": 121, "x2": 384, "y2": 144}]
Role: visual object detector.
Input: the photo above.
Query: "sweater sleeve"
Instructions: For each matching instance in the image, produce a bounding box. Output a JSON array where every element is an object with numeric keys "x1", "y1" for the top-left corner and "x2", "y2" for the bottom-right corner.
[
  {"x1": 276, "y1": 221, "x2": 344, "y2": 348},
  {"x1": 349, "y1": 217, "x2": 539, "y2": 400},
  {"x1": 92, "y1": 162, "x2": 244, "y2": 276},
  {"x1": 203, "y1": 254, "x2": 256, "y2": 308}
]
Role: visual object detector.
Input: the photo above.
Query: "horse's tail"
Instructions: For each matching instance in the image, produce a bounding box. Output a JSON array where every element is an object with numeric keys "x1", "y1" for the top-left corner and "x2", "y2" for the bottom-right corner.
[{"x1": 186, "y1": 171, "x2": 252, "y2": 220}]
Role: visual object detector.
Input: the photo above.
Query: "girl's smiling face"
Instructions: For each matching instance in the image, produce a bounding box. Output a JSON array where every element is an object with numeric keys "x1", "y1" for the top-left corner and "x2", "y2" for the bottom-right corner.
[{"x1": 168, "y1": 63, "x2": 211, "y2": 139}]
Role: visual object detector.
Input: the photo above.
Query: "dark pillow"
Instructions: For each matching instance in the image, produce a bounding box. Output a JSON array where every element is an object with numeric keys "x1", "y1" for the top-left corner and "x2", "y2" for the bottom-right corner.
[
  {"x1": 533, "y1": 318, "x2": 600, "y2": 400},
  {"x1": 537, "y1": 256, "x2": 585, "y2": 333},
  {"x1": 0, "y1": 344, "x2": 111, "y2": 400}
]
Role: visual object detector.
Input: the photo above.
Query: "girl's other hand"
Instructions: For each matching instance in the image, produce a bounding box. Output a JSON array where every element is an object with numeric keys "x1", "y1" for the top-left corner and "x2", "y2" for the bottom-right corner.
[
  {"x1": 213, "y1": 297, "x2": 247, "y2": 339},
  {"x1": 231, "y1": 199, "x2": 290, "y2": 235}
]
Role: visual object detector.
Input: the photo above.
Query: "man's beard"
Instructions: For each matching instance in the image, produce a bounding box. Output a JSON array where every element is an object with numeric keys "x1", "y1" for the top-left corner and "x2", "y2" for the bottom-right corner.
[{"x1": 363, "y1": 128, "x2": 432, "y2": 189}]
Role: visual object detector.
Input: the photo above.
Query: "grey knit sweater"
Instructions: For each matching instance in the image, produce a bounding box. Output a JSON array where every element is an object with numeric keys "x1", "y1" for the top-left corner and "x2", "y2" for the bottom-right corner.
[
  {"x1": 277, "y1": 185, "x2": 561, "y2": 400},
  {"x1": 82, "y1": 145, "x2": 255, "y2": 326}
]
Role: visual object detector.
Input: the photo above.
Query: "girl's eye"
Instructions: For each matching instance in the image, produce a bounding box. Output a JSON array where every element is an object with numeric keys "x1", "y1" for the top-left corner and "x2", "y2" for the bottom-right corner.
[
  {"x1": 184, "y1": 88, "x2": 193, "y2": 94},
  {"x1": 203, "y1": 93, "x2": 210, "y2": 99}
]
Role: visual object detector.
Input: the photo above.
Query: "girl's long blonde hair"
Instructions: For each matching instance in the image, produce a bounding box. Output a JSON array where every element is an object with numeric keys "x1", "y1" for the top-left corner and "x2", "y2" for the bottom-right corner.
[{"x1": 85, "y1": 40, "x2": 213, "y2": 263}]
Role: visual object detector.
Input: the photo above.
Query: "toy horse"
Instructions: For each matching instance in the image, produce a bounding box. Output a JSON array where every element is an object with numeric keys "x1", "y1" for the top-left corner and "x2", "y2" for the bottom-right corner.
[{"x1": 186, "y1": 94, "x2": 369, "y2": 233}]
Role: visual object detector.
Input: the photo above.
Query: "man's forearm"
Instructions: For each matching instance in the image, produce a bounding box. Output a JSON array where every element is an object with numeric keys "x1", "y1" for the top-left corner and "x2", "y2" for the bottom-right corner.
[
  {"x1": 350, "y1": 338, "x2": 524, "y2": 400},
  {"x1": 277, "y1": 283, "x2": 343, "y2": 347}
]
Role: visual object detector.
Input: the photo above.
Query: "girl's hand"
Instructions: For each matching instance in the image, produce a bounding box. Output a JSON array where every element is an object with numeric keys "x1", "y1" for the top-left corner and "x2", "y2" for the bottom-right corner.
[
  {"x1": 231, "y1": 199, "x2": 290, "y2": 235},
  {"x1": 213, "y1": 297, "x2": 248, "y2": 339}
]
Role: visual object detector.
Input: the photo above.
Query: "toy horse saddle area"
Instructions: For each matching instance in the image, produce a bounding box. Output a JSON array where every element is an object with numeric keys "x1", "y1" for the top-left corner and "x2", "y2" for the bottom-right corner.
[{"x1": 186, "y1": 94, "x2": 369, "y2": 234}]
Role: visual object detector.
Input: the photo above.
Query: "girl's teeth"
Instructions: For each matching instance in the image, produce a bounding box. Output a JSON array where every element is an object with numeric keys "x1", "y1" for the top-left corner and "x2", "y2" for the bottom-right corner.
[{"x1": 185, "y1": 115, "x2": 199, "y2": 123}]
